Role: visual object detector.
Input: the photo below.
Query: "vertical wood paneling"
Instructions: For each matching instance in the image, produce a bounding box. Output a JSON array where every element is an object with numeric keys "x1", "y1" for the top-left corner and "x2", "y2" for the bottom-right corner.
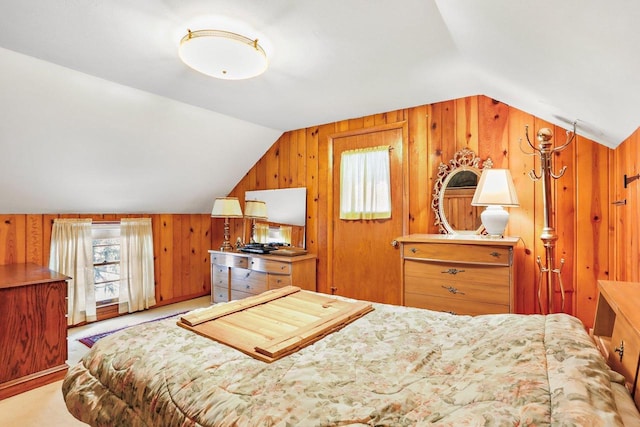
[
  {"x1": 25, "y1": 214, "x2": 43, "y2": 265},
  {"x1": 279, "y1": 132, "x2": 292, "y2": 187},
  {"x1": 554, "y1": 125, "x2": 577, "y2": 315},
  {"x1": 506, "y1": 108, "x2": 536, "y2": 314},
  {"x1": 478, "y1": 96, "x2": 509, "y2": 167},
  {"x1": 575, "y1": 138, "x2": 610, "y2": 327},
  {"x1": 0, "y1": 213, "x2": 212, "y2": 308},
  {"x1": 407, "y1": 105, "x2": 429, "y2": 234},
  {"x1": 306, "y1": 126, "x2": 319, "y2": 253},
  {"x1": 224, "y1": 95, "x2": 614, "y2": 326},
  {"x1": 0, "y1": 215, "x2": 24, "y2": 265},
  {"x1": 42, "y1": 214, "x2": 58, "y2": 267},
  {"x1": 2, "y1": 96, "x2": 625, "y2": 327},
  {"x1": 440, "y1": 101, "x2": 456, "y2": 171},
  {"x1": 455, "y1": 96, "x2": 478, "y2": 152},
  {"x1": 315, "y1": 122, "x2": 336, "y2": 294},
  {"x1": 265, "y1": 140, "x2": 280, "y2": 189},
  {"x1": 159, "y1": 214, "x2": 174, "y2": 303}
]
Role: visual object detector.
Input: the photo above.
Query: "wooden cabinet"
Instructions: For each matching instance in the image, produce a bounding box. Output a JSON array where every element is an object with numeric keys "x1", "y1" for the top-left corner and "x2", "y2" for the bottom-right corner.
[
  {"x1": 209, "y1": 250, "x2": 316, "y2": 302},
  {"x1": 593, "y1": 280, "x2": 640, "y2": 406},
  {"x1": 0, "y1": 263, "x2": 69, "y2": 400},
  {"x1": 397, "y1": 234, "x2": 518, "y2": 315}
]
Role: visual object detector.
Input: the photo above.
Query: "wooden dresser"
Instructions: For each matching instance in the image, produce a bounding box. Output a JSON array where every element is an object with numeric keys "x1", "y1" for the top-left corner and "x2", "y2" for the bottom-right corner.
[
  {"x1": 397, "y1": 234, "x2": 518, "y2": 315},
  {"x1": 209, "y1": 250, "x2": 316, "y2": 302},
  {"x1": 593, "y1": 280, "x2": 640, "y2": 406},
  {"x1": 0, "y1": 263, "x2": 69, "y2": 400}
]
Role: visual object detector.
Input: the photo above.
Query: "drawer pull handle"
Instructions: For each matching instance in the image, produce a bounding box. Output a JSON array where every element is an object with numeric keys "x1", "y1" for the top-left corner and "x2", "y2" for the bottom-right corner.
[
  {"x1": 442, "y1": 268, "x2": 465, "y2": 275},
  {"x1": 442, "y1": 285, "x2": 465, "y2": 295},
  {"x1": 410, "y1": 247, "x2": 418, "y2": 253},
  {"x1": 245, "y1": 272, "x2": 251, "y2": 278},
  {"x1": 614, "y1": 341, "x2": 624, "y2": 362},
  {"x1": 246, "y1": 284, "x2": 251, "y2": 290},
  {"x1": 489, "y1": 251, "x2": 501, "y2": 258}
]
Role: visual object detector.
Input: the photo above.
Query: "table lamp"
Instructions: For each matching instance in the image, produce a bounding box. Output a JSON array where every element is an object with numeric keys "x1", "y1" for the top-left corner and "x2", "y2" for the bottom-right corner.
[
  {"x1": 244, "y1": 200, "x2": 268, "y2": 243},
  {"x1": 211, "y1": 197, "x2": 243, "y2": 251},
  {"x1": 471, "y1": 169, "x2": 519, "y2": 237}
]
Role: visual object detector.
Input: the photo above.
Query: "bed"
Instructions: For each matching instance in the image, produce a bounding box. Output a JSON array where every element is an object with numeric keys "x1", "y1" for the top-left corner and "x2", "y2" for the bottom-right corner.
[{"x1": 63, "y1": 288, "x2": 636, "y2": 426}]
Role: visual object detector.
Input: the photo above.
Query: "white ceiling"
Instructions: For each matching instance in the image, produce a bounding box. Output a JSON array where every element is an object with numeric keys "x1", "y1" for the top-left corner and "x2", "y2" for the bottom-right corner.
[{"x1": 0, "y1": 0, "x2": 638, "y2": 213}]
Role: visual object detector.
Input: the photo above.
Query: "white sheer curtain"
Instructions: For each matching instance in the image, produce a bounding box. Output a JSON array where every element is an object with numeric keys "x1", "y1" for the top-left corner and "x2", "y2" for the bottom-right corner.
[
  {"x1": 340, "y1": 146, "x2": 392, "y2": 220},
  {"x1": 119, "y1": 218, "x2": 156, "y2": 314},
  {"x1": 49, "y1": 218, "x2": 95, "y2": 326}
]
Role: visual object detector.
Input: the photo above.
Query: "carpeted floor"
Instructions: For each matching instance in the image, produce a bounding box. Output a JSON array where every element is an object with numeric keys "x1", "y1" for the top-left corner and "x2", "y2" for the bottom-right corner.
[{"x1": 78, "y1": 310, "x2": 188, "y2": 348}]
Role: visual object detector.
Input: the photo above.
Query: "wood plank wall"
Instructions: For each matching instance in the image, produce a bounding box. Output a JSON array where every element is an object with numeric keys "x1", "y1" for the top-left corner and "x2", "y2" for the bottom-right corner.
[
  {"x1": 0, "y1": 214, "x2": 215, "y2": 307},
  {"x1": 228, "y1": 95, "x2": 614, "y2": 328},
  {"x1": 612, "y1": 127, "x2": 640, "y2": 283}
]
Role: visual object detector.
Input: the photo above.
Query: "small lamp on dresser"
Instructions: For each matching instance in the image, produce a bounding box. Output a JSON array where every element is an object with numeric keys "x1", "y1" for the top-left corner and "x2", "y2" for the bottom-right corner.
[
  {"x1": 471, "y1": 169, "x2": 519, "y2": 238},
  {"x1": 244, "y1": 200, "x2": 268, "y2": 243},
  {"x1": 211, "y1": 197, "x2": 243, "y2": 251}
]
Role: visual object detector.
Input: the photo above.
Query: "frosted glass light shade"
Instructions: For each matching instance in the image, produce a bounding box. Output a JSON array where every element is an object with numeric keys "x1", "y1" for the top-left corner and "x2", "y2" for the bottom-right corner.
[{"x1": 179, "y1": 29, "x2": 268, "y2": 80}]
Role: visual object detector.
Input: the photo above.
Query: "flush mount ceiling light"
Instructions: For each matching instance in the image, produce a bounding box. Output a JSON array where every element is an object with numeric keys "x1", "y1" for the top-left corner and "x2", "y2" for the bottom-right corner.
[{"x1": 179, "y1": 29, "x2": 268, "y2": 80}]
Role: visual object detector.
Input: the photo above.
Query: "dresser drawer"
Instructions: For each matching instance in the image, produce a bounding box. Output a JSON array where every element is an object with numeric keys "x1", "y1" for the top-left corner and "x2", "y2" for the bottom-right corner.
[
  {"x1": 230, "y1": 268, "x2": 268, "y2": 295},
  {"x1": 249, "y1": 257, "x2": 291, "y2": 275},
  {"x1": 212, "y1": 286, "x2": 229, "y2": 303},
  {"x1": 608, "y1": 314, "x2": 640, "y2": 388},
  {"x1": 211, "y1": 266, "x2": 228, "y2": 287},
  {"x1": 405, "y1": 274, "x2": 510, "y2": 306},
  {"x1": 268, "y1": 274, "x2": 292, "y2": 289},
  {"x1": 211, "y1": 253, "x2": 248, "y2": 269},
  {"x1": 402, "y1": 243, "x2": 511, "y2": 266},
  {"x1": 404, "y1": 293, "x2": 510, "y2": 316},
  {"x1": 404, "y1": 259, "x2": 509, "y2": 286}
]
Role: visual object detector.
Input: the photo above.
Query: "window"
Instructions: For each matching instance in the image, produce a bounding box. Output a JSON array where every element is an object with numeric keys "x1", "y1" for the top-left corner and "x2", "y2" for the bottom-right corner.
[
  {"x1": 339, "y1": 146, "x2": 392, "y2": 220},
  {"x1": 92, "y1": 223, "x2": 121, "y2": 306}
]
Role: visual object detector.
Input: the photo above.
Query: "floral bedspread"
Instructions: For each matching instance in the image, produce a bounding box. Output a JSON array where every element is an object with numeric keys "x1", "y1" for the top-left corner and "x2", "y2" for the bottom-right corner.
[{"x1": 63, "y1": 299, "x2": 624, "y2": 426}]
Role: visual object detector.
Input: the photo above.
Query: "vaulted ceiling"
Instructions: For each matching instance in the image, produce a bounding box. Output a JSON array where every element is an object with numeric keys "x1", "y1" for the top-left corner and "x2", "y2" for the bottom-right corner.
[{"x1": 0, "y1": 1, "x2": 638, "y2": 213}]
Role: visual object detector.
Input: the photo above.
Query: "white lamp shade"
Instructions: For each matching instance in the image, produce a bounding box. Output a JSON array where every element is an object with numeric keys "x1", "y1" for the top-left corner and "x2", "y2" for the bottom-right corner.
[
  {"x1": 179, "y1": 29, "x2": 268, "y2": 80},
  {"x1": 244, "y1": 200, "x2": 268, "y2": 220},
  {"x1": 471, "y1": 169, "x2": 519, "y2": 207},
  {"x1": 211, "y1": 197, "x2": 243, "y2": 218}
]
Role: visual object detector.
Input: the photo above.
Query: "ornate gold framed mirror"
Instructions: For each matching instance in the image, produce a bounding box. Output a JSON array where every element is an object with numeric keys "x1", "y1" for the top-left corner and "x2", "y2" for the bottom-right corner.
[{"x1": 431, "y1": 149, "x2": 493, "y2": 234}]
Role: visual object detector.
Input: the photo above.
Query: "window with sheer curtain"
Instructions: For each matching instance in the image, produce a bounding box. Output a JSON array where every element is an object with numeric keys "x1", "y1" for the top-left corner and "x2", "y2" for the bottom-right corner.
[
  {"x1": 49, "y1": 218, "x2": 96, "y2": 326},
  {"x1": 49, "y1": 217, "x2": 156, "y2": 325},
  {"x1": 119, "y1": 218, "x2": 156, "y2": 314},
  {"x1": 340, "y1": 146, "x2": 392, "y2": 220}
]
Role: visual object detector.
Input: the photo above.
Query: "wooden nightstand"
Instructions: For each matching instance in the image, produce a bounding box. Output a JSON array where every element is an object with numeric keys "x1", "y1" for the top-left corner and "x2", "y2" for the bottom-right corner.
[
  {"x1": 396, "y1": 234, "x2": 518, "y2": 315},
  {"x1": 593, "y1": 280, "x2": 640, "y2": 406}
]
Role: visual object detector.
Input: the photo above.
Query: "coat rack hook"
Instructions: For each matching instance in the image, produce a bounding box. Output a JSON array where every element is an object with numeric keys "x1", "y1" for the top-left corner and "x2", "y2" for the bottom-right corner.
[{"x1": 624, "y1": 174, "x2": 640, "y2": 188}]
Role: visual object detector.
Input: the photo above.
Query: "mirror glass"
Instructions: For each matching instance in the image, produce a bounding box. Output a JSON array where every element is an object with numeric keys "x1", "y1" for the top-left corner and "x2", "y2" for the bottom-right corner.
[
  {"x1": 244, "y1": 187, "x2": 307, "y2": 248},
  {"x1": 431, "y1": 149, "x2": 492, "y2": 234}
]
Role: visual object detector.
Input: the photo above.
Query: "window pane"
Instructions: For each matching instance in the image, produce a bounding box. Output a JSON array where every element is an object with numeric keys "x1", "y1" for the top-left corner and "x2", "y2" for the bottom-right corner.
[
  {"x1": 93, "y1": 243, "x2": 121, "y2": 264},
  {"x1": 94, "y1": 263, "x2": 120, "y2": 283},
  {"x1": 95, "y1": 280, "x2": 120, "y2": 303},
  {"x1": 92, "y1": 224, "x2": 121, "y2": 305}
]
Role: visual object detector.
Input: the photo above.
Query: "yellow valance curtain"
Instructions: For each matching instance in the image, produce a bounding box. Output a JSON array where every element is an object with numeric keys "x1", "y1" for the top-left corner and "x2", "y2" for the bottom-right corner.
[{"x1": 340, "y1": 146, "x2": 391, "y2": 220}]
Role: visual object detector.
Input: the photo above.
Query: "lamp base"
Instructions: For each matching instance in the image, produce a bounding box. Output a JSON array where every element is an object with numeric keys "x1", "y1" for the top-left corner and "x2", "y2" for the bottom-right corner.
[
  {"x1": 480, "y1": 206, "x2": 509, "y2": 237},
  {"x1": 219, "y1": 240, "x2": 234, "y2": 252}
]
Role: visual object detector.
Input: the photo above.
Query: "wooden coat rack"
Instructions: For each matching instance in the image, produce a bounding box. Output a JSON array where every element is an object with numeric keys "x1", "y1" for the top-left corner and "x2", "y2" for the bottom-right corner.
[{"x1": 521, "y1": 122, "x2": 576, "y2": 314}]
